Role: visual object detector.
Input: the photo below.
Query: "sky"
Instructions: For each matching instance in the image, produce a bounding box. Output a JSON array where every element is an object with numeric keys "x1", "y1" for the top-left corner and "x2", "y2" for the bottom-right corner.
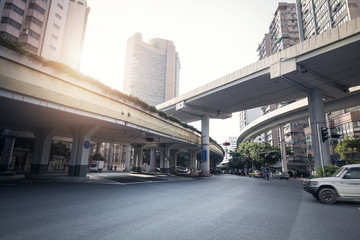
[{"x1": 80, "y1": 0, "x2": 296, "y2": 144}]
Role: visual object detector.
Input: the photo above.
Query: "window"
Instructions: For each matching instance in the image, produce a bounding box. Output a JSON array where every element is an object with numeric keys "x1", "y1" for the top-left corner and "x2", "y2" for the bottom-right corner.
[
  {"x1": 29, "y1": 3, "x2": 45, "y2": 15},
  {"x1": 345, "y1": 168, "x2": 360, "y2": 179},
  {"x1": 27, "y1": 29, "x2": 40, "y2": 40},
  {"x1": 1, "y1": 17, "x2": 21, "y2": 30},
  {"x1": 25, "y1": 16, "x2": 43, "y2": 27},
  {"x1": 0, "y1": 31, "x2": 17, "y2": 41},
  {"x1": 49, "y1": 44, "x2": 56, "y2": 51},
  {"x1": 4, "y1": 3, "x2": 24, "y2": 16},
  {"x1": 24, "y1": 43, "x2": 38, "y2": 53},
  {"x1": 53, "y1": 23, "x2": 60, "y2": 30},
  {"x1": 57, "y1": 3, "x2": 63, "y2": 10},
  {"x1": 51, "y1": 34, "x2": 58, "y2": 40},
  {"x1": 55, "y1": 13, "x2": 62, "y2": 20}
]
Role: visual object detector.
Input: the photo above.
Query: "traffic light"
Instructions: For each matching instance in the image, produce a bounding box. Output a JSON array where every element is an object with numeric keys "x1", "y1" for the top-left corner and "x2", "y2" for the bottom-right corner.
[
  {"x1": 308, "y1": 153, "x2": 312, "y2": 162},
  {"x1": 331, "y1": 133, "x2": 341, "y2": 139},
  {"x1": 223, "y1": 142, "x2": 230, "y2": 146},
  {"x1": 321, "y1": 127, "x2": 329, "y2": 142}
]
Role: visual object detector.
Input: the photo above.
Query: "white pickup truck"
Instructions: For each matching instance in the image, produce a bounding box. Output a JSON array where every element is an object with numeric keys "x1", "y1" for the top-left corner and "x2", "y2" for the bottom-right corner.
[
  {"x1": 303, "y1": 164, "x2": 360, "y2": 204},
  {"x1": 89, "y1": 160, "x2": 104, "y2": 172}
]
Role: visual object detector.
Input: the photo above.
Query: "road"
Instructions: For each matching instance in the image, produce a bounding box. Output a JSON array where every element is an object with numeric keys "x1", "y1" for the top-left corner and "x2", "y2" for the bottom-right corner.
[{"x1": 0, "y1": 173, "x2": 359, "y2": 240}]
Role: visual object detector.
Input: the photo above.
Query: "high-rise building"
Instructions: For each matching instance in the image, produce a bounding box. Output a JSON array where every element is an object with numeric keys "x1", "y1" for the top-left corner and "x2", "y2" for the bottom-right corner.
[
  {"x1": 239, "y1": 108, "x2": 264, "y2": 143},
  {"x1": 0, "y1": 0, "x2": 90, "y2": 69},
  {"x1": 257, "y1": 2, "x2": 299, "y2": 60},
  {"x1": 296, "y1": 0, "x2": 360, "y2": 41},
  {"x1": 256, "y1": 3, "x2": 307, "y2": 170},
  {"x1": 296, "y1": 0, "x2": 360, "y2": 165},
  {"x1": 123, "y1": 33, "x2": 180, "y2": 106}
]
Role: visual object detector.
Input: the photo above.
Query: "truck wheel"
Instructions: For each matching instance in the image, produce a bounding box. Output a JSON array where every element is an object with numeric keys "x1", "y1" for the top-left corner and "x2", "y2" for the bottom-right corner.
[{"x1": 318, "y1": 188, "x2": 337, "y2": 204}]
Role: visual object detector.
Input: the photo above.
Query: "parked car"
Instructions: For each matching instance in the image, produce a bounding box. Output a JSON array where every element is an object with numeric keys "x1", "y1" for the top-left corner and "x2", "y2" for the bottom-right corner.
[
  {"x1": 303, "y1": 164, "x2": 360, "y2": 204},
  {"x1": 249, "y1": 170, "x2": 263, "y2": 178},
  {"x1": 272, "y1": 170, "x2": 289, "y2": 180}
]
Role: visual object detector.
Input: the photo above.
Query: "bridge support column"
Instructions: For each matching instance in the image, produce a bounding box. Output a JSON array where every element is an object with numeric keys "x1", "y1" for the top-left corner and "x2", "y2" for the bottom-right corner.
[
  {"x1": 0, "y1": 130, "x2": 15, "y2": 173},
  {"x1": 201, "y1": 115, "x2": 210, "y2": 176},
  {"x1": 188, "y1": 151, "x2": 197, "y2": 175},
  {"x1": 170, "y1": 150, "x2": 179, "y2": 174},
  {"x1": 107, "y1": 144, "x2": 114, "y2": 170},
  {"x1": 279, "y1": 124, "x2": 288, "y2": 173},
  {"x1": 30, "y1": 128, "x2": 56, "y2": 175},
  {"x1": 124, "y1": 146, "x2": 132, "y2": 172},
  {"x1": 307, "y1": 88, "x2": 331, "y2": 170},
  {"x1": 132, "y1": 144, "x2": 145, "y2": 172},
  {"x1": 69, "y1": 126, "x2": 99, "y2": 177},
  {"x1": 159, "y1": 145, "x2": 165, "y2": 172},
  {"x1": 149, "y1": 149, "x2": 156, "y2": 172}
]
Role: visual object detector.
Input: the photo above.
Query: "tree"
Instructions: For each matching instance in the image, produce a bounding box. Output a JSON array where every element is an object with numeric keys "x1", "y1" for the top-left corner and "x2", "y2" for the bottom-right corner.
[
  {"x1": 334, "y1": 137, "x2": 360, "y2": 162},
  {"x1": 237, "y1": 141, "x2": 282, "y2": 169}
]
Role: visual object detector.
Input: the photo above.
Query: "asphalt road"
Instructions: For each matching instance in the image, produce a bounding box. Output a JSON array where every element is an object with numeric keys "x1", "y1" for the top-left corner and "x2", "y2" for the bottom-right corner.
[{"x1": 1, "y1": 173, "x2": 359, "y2": 240}]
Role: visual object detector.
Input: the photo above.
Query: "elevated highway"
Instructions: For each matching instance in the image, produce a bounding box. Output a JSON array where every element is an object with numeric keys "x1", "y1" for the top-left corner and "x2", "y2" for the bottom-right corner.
[
  {"x1": 237, "y1": 89, "x2": 360, "y2": 143},
  {"x1": 158, "y1": 17, "x2": 360, "y2": 170},
  {"x1": 0, "y1": 46, "x2": 223, "y2": 177}
]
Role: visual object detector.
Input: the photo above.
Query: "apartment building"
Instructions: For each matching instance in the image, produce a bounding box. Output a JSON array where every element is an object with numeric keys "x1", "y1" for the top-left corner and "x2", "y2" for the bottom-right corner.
[
  {"x1": 296, "y1": 0, "x2": 360, "y2": 164},
  {"x1": 0, "y1": 0, "x2": 90, "y2": 69},
  {"x1": 123, "y1": 32, "x2": 180, "y2": 106},
  {"x1": 257, "y1": 2, "x2": 299, "y2": 59},
  {"x1": 296, "y1": 0, "x2": 360, "y2": 41},
  {"x1": 255, "y1": 3, "x2": 308, "y2": 170}
]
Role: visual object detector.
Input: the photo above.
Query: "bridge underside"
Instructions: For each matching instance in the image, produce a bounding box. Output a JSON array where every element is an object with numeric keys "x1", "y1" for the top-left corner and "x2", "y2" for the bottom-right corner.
[{"x1": 158, "y1": 19, "x2": 360, "y2": 123}]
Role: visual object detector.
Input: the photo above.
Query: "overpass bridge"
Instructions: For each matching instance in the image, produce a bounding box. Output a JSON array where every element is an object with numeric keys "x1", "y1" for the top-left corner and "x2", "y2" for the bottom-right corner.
[
  {"x1": 0, "y1": 45, "x2": 224, "y2": 177},
  {"x1": 237, "y1": 89, "x2": 360, "y2": 143},
  {"x1": 158, "y1": 17, "x2": 360, "y2": 172}
]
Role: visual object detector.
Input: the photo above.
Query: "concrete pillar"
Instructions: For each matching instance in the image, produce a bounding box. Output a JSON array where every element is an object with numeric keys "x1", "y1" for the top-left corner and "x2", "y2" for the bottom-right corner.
[
  {"x1": 0, "y1": 132, "x2": 15, "y2": 172},
  {"x1": 149, "y1": 149, "x2": 156, "y2": 172},
  {"x1": 170, "y1": 150, "x2": 179, "y2": 174},
  {"x1": 279, "y1": 124, "x2": 288, "y2": 173},
  {"x1": 189, "y1": 150, "x2": 197, "y2": 175},
  {"x1": 201, "y1": 115, "x2": 210, "y2": 176},
  {"x1": 159, "y1": 145, "x2": 165, "y2": 172},
  {"x1": 132, "y1": 144, "x2": 145, "y2": 172},
  {"x1": 69, "y1": 126, "x2": 99, "y2": 177},
  {"x1": 124, "y1": 145, "x2": 132, "y2": 172},
  {"x1": 163, "y1": 144, "x2": 173, "y2": 174},
  {"x1": 307, "y1": 88, "x2": 331, "y2": 170},
  {"x1": 30, "y1": 128, "x2": 56, "y2": 175},
  {"x1": 108, "y1": 144, "x2": 114, "y2": 170}
]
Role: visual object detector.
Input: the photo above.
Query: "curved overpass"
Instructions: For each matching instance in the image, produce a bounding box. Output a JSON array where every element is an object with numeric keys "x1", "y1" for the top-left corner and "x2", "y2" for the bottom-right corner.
[
  {"x1": 0, "y1": 46, "x2": 223, "y2": 176},
  {"x1": 237, "y1": 89, "x2": 360, "y2": 143}
]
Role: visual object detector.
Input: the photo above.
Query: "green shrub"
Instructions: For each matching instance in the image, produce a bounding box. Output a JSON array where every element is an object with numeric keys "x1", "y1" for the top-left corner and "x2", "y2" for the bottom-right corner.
[{"x1": 314, "y1": 165, "x2": 340, "y2": 178}]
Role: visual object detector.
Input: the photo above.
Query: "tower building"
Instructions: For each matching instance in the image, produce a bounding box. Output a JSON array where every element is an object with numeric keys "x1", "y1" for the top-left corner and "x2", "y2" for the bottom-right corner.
[
  {"x1": 0, "y1": 0, "x2": 90, "y2": 69},
  {"x1": 123, "y1": 33, "x2": 180, "y2": 106}
]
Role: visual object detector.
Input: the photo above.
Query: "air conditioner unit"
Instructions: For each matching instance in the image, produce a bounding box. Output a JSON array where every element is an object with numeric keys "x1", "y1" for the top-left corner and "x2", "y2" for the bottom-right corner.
[{"x1": 23, "y1": 29, "x2": 29, "y2": 35}]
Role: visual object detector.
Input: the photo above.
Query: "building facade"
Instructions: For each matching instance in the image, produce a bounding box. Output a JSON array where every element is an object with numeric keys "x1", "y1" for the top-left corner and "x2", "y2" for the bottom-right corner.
[
  {"x1": 296, "y1": 0, "x2": 360, "y2": 41},
  {"x1": 296, "y1": 0, "x2": 360, "y2": 166},
  {"x1": 239, "y1": 108, "x2": 264, "y2": 143},
  {"x1": 256, "y1": 3, "x2": 308, "y2": 170},
  {"x1": 0, "y1": 0, "x2": 90, "y2": 69},
  {"x1": 257, "y1": 2, "x2": 299, "y2": 60},
  {"x1": 123, "y1": 32, "x2": 180, "y2": 106}
]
